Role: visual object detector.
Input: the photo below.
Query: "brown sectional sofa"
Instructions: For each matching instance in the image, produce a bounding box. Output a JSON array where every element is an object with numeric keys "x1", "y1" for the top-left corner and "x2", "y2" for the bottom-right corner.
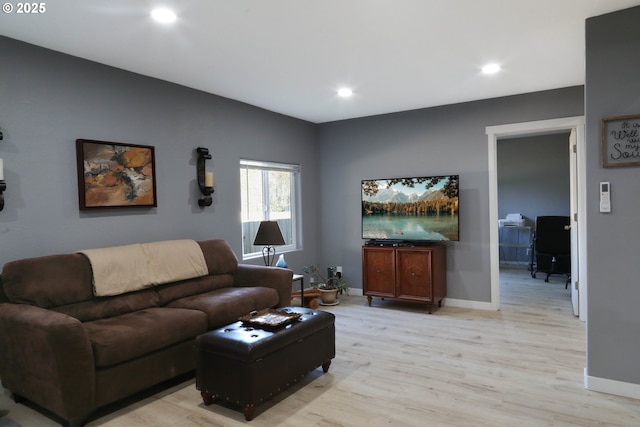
[{"x1": 0, "y1": 239, "x2": 293, "y2": 427}]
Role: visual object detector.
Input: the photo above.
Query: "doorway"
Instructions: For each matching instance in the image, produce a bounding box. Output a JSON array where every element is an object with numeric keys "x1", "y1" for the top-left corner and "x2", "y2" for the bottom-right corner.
[
  {"x1": 496, "y1": 133, "x2": 570, "y2": 303},
  {"x1": 486, "y1": 117, "x2": 586, "y2": 321}
]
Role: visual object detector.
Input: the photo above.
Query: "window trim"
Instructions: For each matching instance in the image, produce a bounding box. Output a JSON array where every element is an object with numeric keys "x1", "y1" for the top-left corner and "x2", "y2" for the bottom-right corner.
[{"x1": 240, "y1": 159, "x2": 301, "y2": 260}]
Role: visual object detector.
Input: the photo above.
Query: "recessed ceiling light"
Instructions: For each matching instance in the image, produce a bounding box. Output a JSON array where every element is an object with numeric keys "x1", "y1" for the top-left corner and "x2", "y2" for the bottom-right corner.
[
  {"x1": 482, "y1": 63, "x2": 501, "y2": 74},
  {"x1": 337, "y1": 88, "x2": 353, "y2": 97},
  {"x1": 151, "y1": 8, "x2": 177, "y2": 24}
]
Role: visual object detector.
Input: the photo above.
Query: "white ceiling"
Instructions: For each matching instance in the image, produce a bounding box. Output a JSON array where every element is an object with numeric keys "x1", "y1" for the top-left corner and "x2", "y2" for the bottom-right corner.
[{"x1": 2, "y1": 0, "x2": 639, "y2": 123}]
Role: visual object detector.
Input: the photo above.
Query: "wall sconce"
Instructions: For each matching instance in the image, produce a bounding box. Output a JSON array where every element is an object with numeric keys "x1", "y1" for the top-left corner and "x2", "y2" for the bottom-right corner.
[
  {"x1": 196, "y1": 147, "x2": 214, "y2": 207},
  {"x1": 0, "y1": 158, "x2": 5, "y2": 212}
]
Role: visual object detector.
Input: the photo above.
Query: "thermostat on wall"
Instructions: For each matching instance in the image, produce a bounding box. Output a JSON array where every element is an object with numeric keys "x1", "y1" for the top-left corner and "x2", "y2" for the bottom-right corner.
[{"x1": 600, "y1": 181, "x2": 611, "y2": 213}]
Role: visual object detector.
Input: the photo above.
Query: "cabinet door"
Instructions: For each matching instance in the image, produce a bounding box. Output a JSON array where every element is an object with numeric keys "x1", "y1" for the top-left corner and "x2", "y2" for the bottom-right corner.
[
  {"x1": 396, "y1": 248, "x2": 431, "y2": 301},
  {"x1": 362, "y1": 247, "x2": 395, "y2": 298}
]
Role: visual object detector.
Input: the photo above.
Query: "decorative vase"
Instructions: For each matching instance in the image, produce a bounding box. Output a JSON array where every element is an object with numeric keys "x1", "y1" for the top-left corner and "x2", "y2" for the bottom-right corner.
[
  {"x1": 275, "y1": 254, "x2": 288, "y2": 268},
  {"x1": 319, "y1": 288, "x2": 338, "y2": 305}
]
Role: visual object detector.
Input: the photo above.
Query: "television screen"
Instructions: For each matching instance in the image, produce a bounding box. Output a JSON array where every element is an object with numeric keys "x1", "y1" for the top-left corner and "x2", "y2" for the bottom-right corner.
[{"x1": 361, "y1": 175, "x2": 459, "y2": 242}]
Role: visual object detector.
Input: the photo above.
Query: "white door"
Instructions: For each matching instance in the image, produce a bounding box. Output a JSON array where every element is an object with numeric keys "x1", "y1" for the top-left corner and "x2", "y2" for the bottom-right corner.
[{"x1": 569, "y1": 128, "x2": 579, "y2": 316}]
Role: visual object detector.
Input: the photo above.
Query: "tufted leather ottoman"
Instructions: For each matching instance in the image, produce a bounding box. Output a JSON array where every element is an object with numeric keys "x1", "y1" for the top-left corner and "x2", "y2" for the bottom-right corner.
[{"x1": 195, "y1": 306, "x2": 335, "y2": 420}]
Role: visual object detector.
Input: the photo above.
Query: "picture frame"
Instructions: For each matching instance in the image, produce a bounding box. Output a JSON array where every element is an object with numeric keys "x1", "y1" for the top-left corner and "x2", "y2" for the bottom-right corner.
[
  {"x1": 601, "y1": 114, "x2": 640, "y2": 167},
  {"x1": 76, "y1": 139, "x2": 157, "y2": 210}
]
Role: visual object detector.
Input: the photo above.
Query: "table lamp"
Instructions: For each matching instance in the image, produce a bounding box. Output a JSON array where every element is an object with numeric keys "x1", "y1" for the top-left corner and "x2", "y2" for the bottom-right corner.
[{"x1": 253, "y1": 221, "x2": 285, "y2": 266}]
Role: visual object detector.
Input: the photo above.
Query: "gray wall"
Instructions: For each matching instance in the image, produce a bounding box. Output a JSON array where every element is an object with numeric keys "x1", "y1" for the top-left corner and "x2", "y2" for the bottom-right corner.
[
  {"x1": 3, "y1": 4, "x2": 639, "y2": 393},
  {"x1": 585, "y1": 7, "x2": 640, "y2": 385},
  {"x1": 498, "y1": 133, "x2": 571, "y2": 225},
  {"x1": 0, "y1": 37, "x2": 320, "y2": 270},
  {"x1": 317, "y1": 88, "x2": 584, "y2": 302}
]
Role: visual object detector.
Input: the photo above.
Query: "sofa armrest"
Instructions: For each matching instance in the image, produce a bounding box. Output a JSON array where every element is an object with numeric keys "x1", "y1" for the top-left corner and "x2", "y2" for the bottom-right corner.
[
  {"x1": 233, "y1": 264, "x2": 293, "y2": 307},
  {"x1": 0, "y1": 303, "x2": 96, "y2": 421}
]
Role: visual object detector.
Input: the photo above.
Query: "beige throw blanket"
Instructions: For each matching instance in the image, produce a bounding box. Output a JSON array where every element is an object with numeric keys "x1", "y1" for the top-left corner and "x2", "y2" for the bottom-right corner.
[{"x1": 79, "y1": 239, "x2": 208, "y2": 297}]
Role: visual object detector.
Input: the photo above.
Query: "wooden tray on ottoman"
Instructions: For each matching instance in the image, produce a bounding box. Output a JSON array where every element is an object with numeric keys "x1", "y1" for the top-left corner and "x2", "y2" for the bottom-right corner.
[
  {"x1": 195, "y1": 307, "x2": 335, "y2": 421},
  {"x1": 239, "y1": 308, "x2": 302, "y2": 330}
]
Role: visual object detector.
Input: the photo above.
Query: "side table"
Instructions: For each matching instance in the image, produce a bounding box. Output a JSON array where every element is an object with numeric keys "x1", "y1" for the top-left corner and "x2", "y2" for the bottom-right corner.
[
  {"x1": 293, "y1": 274, "x2": 304, "y2": 306},
  {"x1": 291, "y1": 275, "x2": 321, "y2": 308}
]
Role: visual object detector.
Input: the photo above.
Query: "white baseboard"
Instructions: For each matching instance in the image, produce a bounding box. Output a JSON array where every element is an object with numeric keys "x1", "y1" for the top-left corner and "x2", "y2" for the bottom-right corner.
[
  {"x1": 584, "y1": 368, "x2": 640, "y2": 400},
  {"x1": 347, "y1": 287, "x2": 363, "y2": 296},
  {"x1": 443, "y1": 297, "x2": 497, "y2": 311},
  {"x1": 346, "y1": 289, "x2": 498, "y2": 311}
]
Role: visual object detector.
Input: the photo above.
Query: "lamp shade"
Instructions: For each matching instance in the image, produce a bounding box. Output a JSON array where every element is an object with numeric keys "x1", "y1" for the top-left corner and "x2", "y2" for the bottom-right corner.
[{"x1": 253, "y1": 221, "x2": 285, "y2": 246}]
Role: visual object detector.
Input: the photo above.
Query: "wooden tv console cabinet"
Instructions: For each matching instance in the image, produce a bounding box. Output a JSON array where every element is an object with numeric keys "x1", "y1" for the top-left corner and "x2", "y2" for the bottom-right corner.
[{"x1": 362, "y1": 245, "x2": 446, "y2": 313}]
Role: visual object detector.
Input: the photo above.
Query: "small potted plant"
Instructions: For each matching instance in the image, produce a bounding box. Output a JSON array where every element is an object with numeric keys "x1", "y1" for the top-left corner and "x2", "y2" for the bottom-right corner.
[{"x1": 303, "y1": 265, "x2": 348, "y2": 305}]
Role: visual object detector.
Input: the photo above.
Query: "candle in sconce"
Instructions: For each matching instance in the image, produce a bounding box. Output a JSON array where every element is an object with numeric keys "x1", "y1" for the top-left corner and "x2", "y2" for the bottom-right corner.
[
  {"x1": 205, "y1": 172, "x2": 214, "y2": 188},
  {"x1": 0, "y1": 158, "x2": 4, "y2": 181}
]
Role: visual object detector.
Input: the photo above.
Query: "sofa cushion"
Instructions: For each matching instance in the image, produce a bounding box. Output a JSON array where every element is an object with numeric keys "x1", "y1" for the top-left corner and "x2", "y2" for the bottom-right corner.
[
  {"x1": 166, "y1": 287, "x2": 280, "y2": 328},
  {"x1": 156, "y1": 274, "x2": 234, "y2": 306},
  {"x1": 83, "y1": 307, "x2": 208, "y2": 368},
  {"x1": 2, "y1": 254, "x2": 93, "y2": 308},
  {"x1": 52, "y1": 289, "x2": 159, "y2": 322},
  {"x1": 197, "y1": 240, "x2": 238, "y2": 275}
]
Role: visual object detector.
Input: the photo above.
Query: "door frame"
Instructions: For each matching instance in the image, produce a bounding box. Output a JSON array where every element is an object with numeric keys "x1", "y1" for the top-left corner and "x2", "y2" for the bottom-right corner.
[{"x1": 486, "y1": 116, "x2": 587, "y2": 321}]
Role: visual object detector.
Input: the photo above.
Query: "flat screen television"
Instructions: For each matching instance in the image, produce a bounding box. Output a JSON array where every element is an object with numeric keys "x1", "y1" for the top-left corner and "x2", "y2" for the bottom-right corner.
[{"x1": 361, "y1": 175, "x2": 459, "y2": 242}]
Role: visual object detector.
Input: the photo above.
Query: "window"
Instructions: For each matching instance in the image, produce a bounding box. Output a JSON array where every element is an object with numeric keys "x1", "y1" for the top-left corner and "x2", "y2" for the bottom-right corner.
[{"x1": 240, "y1": 159, "x2": 300, "y2": 259}]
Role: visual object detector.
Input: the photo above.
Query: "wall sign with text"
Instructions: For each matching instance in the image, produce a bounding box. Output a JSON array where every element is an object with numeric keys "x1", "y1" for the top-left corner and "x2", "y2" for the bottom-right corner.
[{"x1": 601, "y1": 114, "x2": 640, "y2": 167}]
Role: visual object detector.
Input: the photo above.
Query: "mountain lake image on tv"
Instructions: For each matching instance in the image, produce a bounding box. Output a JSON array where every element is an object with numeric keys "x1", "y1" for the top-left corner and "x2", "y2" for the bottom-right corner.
[{"x1": 361, "y1": 175, "x2": 459, "y2": 242}]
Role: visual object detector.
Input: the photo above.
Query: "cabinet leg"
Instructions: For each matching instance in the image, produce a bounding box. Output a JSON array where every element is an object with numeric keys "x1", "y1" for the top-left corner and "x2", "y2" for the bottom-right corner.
[{"x1": 367, "y1": 296, "x2": 372, "y2": 306}]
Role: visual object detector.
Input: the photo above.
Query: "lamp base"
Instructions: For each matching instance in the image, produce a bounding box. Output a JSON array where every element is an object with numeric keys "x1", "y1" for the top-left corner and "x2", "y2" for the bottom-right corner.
[{"x1": 261, "y1": 246, "x2": 276, "y2": 266}]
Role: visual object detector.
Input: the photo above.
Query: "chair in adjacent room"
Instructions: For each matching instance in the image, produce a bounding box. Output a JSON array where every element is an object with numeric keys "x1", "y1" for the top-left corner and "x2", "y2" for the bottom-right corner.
[{"x1": 532, "y1": 215, "x2": 571, "y2": 287}]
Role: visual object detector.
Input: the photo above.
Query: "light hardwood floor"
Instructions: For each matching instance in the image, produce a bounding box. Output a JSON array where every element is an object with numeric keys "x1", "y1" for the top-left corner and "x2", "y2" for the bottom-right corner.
[{"x1": 2, "y1": 267, "x2": 639, "y2": 426}]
